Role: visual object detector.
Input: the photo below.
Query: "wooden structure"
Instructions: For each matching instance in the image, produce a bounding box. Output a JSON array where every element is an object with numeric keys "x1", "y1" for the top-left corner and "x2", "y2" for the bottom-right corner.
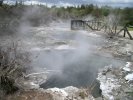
[
  {"x1": 71, "y1": 20, "x2": 85, "y2": 30},
  {"x1": 71, "y1": 20, "x2": 101, "y2": 30},
  {"x1": 117, "y1": 25, "x2": 133, "y2": 40},
  {"x1": 71, "y1": 20, "x2": 105, "y2": 30},
  {"x1": 71, "y1": 19, "x2": 133, "y2": 40}
]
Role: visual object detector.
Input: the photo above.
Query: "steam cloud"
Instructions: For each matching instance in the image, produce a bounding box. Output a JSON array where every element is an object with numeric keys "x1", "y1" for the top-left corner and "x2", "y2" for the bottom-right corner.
[{"x1": 1, "y1": 6, "x2": 125, "y2": 89}]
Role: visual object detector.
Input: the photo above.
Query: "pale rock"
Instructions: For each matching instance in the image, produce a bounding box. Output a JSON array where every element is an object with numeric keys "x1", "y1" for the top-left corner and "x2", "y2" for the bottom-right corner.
[{"x1": 125, "y1": 73, "x2": 133, "y2": 81}]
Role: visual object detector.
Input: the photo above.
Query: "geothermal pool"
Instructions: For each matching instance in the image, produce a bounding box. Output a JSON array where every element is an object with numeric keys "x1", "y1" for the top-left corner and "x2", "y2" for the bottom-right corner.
[
  {"x1": 1, "y1": 21, "x2": 124, "y2": 88},
  {"x1": 21, "y1": 22, "x2": 124, "y2": 88}
]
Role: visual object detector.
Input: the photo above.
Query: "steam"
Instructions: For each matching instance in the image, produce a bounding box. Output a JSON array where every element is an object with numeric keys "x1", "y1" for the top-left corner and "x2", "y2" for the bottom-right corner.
[
  {"x1": 27, "y1": 22, "x2": 124, "y2": 88},
  {"x1": 0, "y1": 5, "x2": 124, "y2": 88},
  {"x1": 14, "y1": 5, "x2": 58, "y2": 36},
  {"x1": 14, "y1": 7, "x2": 124, "y2": 87}
]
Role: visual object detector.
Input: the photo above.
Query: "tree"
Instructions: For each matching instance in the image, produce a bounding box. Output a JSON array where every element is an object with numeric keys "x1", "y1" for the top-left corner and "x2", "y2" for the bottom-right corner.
[
  {"x1": 101, "y1": 6, "x2": 111, "y2": 17},
  {"x1": 122, "y1": 7, "x2": 133, "y2": 25},
  {"x1": 92, "y1": 6, "x2": 102, "y2": 18},
  {"x1": 0, "y1": 0, "x2": 4, "y2": 6},
  {"x1": 15, "y1": 1, "x2": 18, "y2": 6},
  {"x1": 81, "y1": 4, "x2": 86, "y2": 9}
]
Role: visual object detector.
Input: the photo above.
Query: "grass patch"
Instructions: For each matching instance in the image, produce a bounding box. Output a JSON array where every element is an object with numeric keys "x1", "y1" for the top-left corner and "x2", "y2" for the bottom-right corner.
[{"x1": 127, "y1": 27, "x2": 133, "y2": 31}]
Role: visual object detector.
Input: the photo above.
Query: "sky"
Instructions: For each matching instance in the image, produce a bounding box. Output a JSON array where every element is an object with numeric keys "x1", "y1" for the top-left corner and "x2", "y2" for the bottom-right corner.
[{"x1": 4, "y1": 0, "x2": 133, "y2": 7}]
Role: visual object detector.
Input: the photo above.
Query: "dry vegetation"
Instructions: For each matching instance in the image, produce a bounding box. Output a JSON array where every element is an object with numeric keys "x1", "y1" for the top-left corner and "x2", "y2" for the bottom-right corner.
[{"x1": 0, "y1": 43, "x2": 31, "y2": 98}]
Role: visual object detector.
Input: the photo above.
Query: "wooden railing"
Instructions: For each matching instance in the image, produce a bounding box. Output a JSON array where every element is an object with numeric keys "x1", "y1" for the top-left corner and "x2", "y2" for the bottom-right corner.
[{"x1": 71, "y1": 19, "x2": 133, "y2": 40}]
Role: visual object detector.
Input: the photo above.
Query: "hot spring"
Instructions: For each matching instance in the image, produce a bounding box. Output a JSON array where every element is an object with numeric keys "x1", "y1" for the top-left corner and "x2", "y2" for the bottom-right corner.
[{"x1": 27, "y1": 22, "x2": 125, "y2": 89}]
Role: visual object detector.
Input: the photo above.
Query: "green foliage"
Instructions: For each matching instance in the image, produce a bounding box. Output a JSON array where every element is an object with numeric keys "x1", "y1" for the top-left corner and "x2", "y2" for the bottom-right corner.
[
  {"x1": 128, "y1": 27, "x2": 133, "y2": 31},
  {"x1": 101, "y1": 6, "x2": 111, "y2": 16},
  {"x1": 0, "y1": 3, "x2": 133, "y2": 26},
  {"x1": 0, "y1": 0, "x2": 4, "y2": 6},
  {"x1": 92, "y1": 6, "x2": 102, "y2": 18},
  {"x1": 121, "y1": 7, "x2": 133, "y2": 25}
]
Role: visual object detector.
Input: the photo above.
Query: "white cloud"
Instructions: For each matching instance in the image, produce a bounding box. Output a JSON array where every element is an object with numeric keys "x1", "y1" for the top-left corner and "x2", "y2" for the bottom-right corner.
[
  {"x1": 23, "y1": 0, "x2": 74, "y2": 7},
  {"x1": 57, "y1": 1, "x2": 74, "y2": 7},
  {"x1": 24, "y1": 0, "x2": 53, "y2": 7}
]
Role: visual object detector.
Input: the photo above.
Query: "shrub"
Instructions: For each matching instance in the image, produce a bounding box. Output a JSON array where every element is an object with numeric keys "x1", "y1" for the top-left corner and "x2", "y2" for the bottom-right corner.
[{"x1": 0, "y1": 43, "x2": 30, "y2": 94}]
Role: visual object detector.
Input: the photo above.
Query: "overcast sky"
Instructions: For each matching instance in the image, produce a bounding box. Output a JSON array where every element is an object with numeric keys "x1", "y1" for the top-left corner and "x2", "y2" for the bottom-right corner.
[{"x1": 4, "y1": 0, "x2": 133, "y2": 7}]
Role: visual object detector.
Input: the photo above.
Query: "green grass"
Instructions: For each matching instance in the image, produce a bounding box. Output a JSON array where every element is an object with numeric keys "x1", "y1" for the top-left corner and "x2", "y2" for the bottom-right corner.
[{"x1": 128, "y1": 27, "x2": 133, "y2": 31}]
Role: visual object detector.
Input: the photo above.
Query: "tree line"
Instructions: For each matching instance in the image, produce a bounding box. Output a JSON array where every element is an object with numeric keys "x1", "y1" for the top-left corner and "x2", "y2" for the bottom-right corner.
[{"x1": 0, "y1": 2, "x2": 133, "y2": 26}]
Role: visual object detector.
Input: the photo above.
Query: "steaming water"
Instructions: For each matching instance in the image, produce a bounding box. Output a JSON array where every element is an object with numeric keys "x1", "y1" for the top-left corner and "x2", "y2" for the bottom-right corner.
[
  {"x1": 0, "y1": 21, "x2": 125, "y2": 88},
  {"x1": 23, "y1": 22, "x2": 124, "y2": 88}
]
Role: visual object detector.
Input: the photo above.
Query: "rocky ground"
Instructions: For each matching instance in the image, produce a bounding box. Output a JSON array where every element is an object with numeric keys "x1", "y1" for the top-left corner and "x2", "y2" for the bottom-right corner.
[
  {"x1": 4, "y1": 32, "x2": 133, "y2": 100},
  {"x1": 100, "y1": 36, "x2": 133, "y2": 61},
  {"x1": 97, "y1": 31, "x2": 133, "y2": 100},
  {"x1": 5, "y1": 86, "x2": 95, "y2": 100},
  {"x1": 97, "y1": 62, "x2": 133, "y2": 100}
]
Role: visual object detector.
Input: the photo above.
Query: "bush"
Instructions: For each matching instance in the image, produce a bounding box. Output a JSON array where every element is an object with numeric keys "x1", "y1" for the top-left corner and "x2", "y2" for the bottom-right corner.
[
  {"x1": 0, "y1": 76, "x2": 18, "y2": 94},
  {"x1": 0, "y1": 43, "x2": 30, "y2": 94}
]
